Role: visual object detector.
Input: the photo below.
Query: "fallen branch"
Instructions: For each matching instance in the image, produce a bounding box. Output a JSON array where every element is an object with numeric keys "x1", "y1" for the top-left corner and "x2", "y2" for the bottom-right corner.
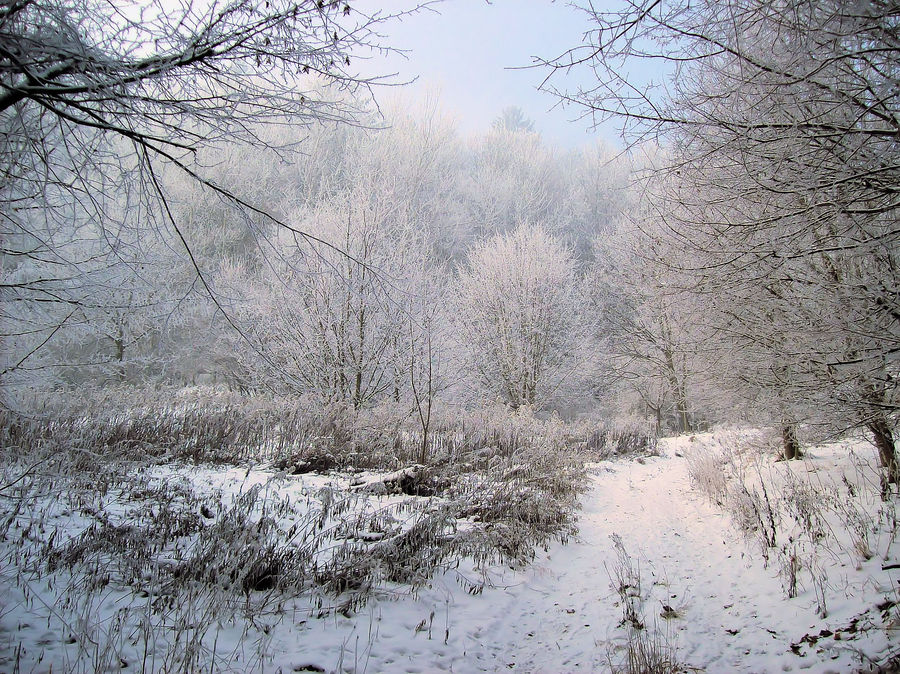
[{"x1": 350, "y1": 465, "x2": 439, "y2": 496}]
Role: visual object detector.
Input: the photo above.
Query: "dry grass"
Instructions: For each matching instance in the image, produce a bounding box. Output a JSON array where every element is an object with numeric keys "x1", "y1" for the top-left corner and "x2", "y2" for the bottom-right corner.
[
  {"x1": 683, "y1": 429, "x2": 899, "y2": 609},
  {"x1": 0, "y1": 387, "x2": 604, "y2": 672},
  {"x1": 606, "y1": 534, "x2": 685, "y2": 674}
]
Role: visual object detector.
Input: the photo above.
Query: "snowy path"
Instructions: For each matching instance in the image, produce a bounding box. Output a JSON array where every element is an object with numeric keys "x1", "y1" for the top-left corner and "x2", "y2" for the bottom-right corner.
[
  {"x1": 288, "y1": 439, "x2": 860, "y2": 673},
  {"x1": 423, "y1": 452, "x2": 800, "y2": 672}
]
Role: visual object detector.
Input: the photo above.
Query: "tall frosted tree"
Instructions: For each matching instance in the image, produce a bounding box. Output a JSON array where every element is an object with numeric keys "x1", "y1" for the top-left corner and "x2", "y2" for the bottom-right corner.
[{"x1": 453, "y1": 224, "x2": 594, "y2": 410}]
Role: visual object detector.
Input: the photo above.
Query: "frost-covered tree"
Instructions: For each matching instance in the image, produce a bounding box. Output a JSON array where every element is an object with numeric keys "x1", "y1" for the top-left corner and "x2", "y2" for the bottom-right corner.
[
  {"x1": 590, "y1": 226, "x2": 710, "y2": 433},
  {"x1": 460, "y1": 127, "x2": 564, "y2": 245},
  {"x1": 561, "y1": 142, "x2": 634, "y2": 260},
  {"x1": 546, "y1": 0, "x2": 900, "y2": 481},
  {"x1": 233, "y1": 192, "x2": 421, "y2": 407},
  {"x1": 453, "y1": 224, "x2": 594, "y2": 410},
  {"x1": 230, "y1": 107, "x2": 453, "y2": 408},
  {"x1": 0, "y1": 0, "x2": 406, "y2": 396}
]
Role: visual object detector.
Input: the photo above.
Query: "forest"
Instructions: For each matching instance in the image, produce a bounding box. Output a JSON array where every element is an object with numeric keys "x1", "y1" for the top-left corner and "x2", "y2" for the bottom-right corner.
[{"x1": 1, "y1": 0, "x2": 898, "y2": 671}]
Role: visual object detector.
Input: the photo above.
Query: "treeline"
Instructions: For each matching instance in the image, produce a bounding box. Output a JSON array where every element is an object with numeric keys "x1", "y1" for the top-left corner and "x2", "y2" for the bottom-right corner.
[
  {"x1": 2, "y1": 104, "x2": 643, "y2": 416},
  {"x1": 3, "y1": 87, "x2": 897, "y2": 487}
]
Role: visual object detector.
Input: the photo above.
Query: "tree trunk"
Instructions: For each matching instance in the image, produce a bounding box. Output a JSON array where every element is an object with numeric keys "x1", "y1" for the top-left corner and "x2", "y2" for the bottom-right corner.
[
  {"x1": 353, "y1": 367, "x2": 363, "y2": 410},
  {"x1": 781, "y1": 422, "x2": 801, "y2": 461},
  {"x1": 648, "y1": 401, "x2": 662, "y2": 436},
  {"x1": 868, "y1": 416, "x2": 899, "y2": 486},
  {"x1": 662, "y1": 341, "x2": 692, "y2": 433},
  {"x1": 114, "y1": 333, "x2": 126, "y2": 383},
  {"x1": 674, "y1": 385, "x2": 691, "y2": 434}
]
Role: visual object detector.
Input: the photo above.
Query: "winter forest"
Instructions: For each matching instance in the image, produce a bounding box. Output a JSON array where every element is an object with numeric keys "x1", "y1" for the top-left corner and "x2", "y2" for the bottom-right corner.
[{"x1": 1, "y1": 0, "x2": 898, "y2": 672}]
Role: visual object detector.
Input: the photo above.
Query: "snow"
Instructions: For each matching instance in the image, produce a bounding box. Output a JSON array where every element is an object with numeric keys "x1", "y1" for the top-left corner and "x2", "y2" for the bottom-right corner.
[
  {"x1": 275, "y1": 434, "x2": 897, "y2": 673},
  {"x1": 2, "y1": 430, "x2": 898, "y2": 672}
]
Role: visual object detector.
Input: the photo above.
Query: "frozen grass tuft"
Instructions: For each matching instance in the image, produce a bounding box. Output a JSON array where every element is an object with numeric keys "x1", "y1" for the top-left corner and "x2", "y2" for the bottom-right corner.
[{"x1": 606, "y1": 534, "x2": 684, "y2": 674}]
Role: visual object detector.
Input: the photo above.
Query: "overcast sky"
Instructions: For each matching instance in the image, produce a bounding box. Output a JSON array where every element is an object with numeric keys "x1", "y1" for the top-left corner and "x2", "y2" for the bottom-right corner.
[{"x1": 355, "y1": 1, "x2": 623, "y2": 149}]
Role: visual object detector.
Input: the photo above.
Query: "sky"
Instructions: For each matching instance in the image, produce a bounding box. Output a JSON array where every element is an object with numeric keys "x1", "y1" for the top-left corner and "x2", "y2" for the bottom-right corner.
[{"x1": 354, "y1": 1, "x2": 623, "y2": 149}]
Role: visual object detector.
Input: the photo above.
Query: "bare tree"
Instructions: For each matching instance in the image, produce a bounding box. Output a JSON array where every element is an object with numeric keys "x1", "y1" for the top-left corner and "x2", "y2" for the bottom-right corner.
[
  {"x1": 0, "y1": 0, "x2": 413, "y2": 397},
  {"x1": 227, "y1": 105, "x2": 454, "y2": 408},
  {"x1": 544, "y1": 0, "x2": 900, "y2": 480},
  {"x1": 589, "y1": 222, "x2": 714, "y2": 433},
  {"x1": 232, "y1": 192, "x2": 421, "y2": 408}
]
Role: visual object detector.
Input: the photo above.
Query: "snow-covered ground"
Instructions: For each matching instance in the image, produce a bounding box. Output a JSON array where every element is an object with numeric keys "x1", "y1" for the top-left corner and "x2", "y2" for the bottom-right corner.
[
  {"x1": 2, "y1": 430, "x2": 898, "y2": 672},
  {"x1": 273, "y1": 433, "x2": 898, "y2": 673}
]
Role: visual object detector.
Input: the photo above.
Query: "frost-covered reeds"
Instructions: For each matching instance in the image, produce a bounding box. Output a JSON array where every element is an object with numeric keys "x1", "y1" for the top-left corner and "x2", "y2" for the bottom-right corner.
[{"x1": 0, "y1": 388, "x2": 602, "y2": 671}]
